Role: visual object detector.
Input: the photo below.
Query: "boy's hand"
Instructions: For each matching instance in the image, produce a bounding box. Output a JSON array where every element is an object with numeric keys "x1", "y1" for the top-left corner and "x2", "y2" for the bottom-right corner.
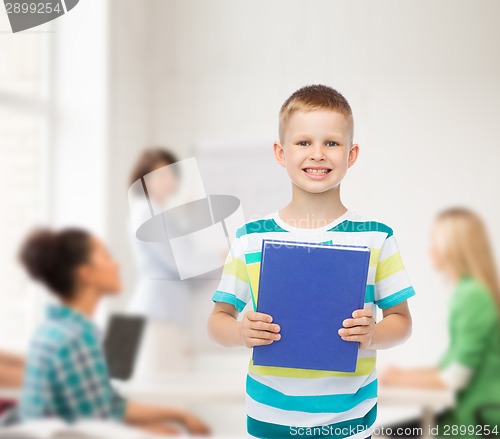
[
  {"x1": 338, "y1": 308, "x2": 375, "y2": 350},
  {"x1": 240, "y1": 311, "x2": 281, "y2": 348}
]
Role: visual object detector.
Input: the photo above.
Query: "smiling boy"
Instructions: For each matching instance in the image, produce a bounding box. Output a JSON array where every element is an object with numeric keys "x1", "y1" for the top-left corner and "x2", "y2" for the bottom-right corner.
[{"x1": 208, "y1": 84, "x2": 416, "y2": 439}]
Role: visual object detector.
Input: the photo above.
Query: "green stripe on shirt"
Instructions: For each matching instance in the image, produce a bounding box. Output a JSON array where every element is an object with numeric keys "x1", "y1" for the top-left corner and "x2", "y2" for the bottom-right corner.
[
  {"x1": 247, "y1": 402, "x2": 377, "y2": 438},
  {"x1": 246, "y1": 375, "x2": 378, "y2": 412}
]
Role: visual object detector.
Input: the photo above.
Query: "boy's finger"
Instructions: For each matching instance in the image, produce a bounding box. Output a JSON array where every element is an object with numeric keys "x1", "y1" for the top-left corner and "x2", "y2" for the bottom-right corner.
[
  {"x1": 247, "y1": 329, "x2": 281, "y2": 340},
  {"x1": 343, "y1": 316, "x2": 372, "y2": 327},
  {"x1": 342, "y1": 318, "x2": 355, "y2": 327},
  {"x1": 352, "y1": 309, "x2": 372, "y2": 319},
  {"x1": 247, "y1": 311, "x2": 273, "y2": 323},
  {"x1": 339, "y1": 326, "x2": 368, "y2": 337},
  {"x1": 341, "y1": 335, "x2": 363, "y2": 342},
  {"x1": 249, "y1": 337, "x2": 275, "y2": 346},
  {"x1": 251, "y1": 321, "x2": 280, "y2": 332}
]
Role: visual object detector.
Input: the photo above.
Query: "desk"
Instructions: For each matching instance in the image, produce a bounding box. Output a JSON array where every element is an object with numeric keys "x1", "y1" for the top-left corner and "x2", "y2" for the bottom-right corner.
[
  {"x1": 0, "y1": 374, "x2": 247, "y2": 435},
  {"x1": 1, "y1": 380, "x2": 455, "y2": 438},
  {"x1": 377, "y1": 385, "x2": 455, "y2": 439},
  {"x1": 0, "y1": 389, "x2": 18, "y2": 400},
  {"x1": 113, "y1": 372, "x2": 246, "y2": 405},
  {"x1": 115, "y1": 376, "x2": 455, "y2": 439},
  {"x1": 113, "y1": 373, "x2": 247, "y2": 436}
]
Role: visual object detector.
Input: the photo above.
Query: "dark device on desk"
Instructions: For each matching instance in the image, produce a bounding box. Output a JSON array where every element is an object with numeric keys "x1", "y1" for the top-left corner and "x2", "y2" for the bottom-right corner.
[{"x1": 103, "y1": 314, "x2": 146, "y2": 381}]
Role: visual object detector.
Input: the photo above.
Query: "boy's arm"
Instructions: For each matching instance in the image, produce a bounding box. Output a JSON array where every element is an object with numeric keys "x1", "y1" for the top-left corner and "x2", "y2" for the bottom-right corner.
[
  {"x1": 369, "y1": 300, "x2": 412, "y2": 350},
  {"x1": 208, "y1": 302, "x2": 281, "y2": 348},
  {"x1": 339, "y1": 300, "x2": 412, "y2": 350},
  {"x1": 208, "y1": 302, "x2": 244, "y2": 347}
]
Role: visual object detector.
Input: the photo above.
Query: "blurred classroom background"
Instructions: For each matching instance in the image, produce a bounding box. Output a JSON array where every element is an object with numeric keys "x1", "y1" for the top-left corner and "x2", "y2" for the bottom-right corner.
[{"x1": 1, "y1": 0, "x2": 500, "y2": 436}]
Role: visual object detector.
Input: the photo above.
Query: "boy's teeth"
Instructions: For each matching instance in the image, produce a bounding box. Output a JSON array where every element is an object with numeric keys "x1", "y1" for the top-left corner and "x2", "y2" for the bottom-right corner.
[{"x1": 305, "y1": 168, "x2": 330, "y2": 174}]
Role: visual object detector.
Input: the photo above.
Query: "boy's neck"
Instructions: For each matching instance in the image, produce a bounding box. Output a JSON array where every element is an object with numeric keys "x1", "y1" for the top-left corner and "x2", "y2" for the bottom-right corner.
[{"x1": 280, "y1": 185, "x2": 347, "y2": 229}]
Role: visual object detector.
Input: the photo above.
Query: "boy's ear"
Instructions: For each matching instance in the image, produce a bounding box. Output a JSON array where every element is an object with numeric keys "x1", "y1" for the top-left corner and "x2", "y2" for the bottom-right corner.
[
  {"x1": 347, "y1": 143, "x2": 360, "y2": 169},
  {"x1": 273, "y1": 141, "x2": 286, "y2": 168}
]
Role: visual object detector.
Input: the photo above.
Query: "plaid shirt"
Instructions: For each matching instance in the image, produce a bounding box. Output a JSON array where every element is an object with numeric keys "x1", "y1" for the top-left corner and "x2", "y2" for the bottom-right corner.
[{"x1": 20, "y1": 304, "x2": 127, "y2": 423}]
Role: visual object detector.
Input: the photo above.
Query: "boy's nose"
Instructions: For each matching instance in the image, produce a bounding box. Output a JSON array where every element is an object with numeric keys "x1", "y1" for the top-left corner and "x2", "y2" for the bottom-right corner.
[{"x1": 309, "y1": 144, "x2": 326, "y2": 159}]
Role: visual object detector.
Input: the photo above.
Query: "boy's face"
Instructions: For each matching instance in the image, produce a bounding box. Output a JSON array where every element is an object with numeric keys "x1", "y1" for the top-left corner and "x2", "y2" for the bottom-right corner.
[{"x1": 274, "y1": 110, "x2": 358, "y2": 194}]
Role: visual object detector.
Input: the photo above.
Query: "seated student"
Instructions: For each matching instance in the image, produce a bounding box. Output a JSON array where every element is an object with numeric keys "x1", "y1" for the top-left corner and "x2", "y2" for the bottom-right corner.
[
  {"x1": 379, "y1": 207, "x2": 500, "y2": 437},
  {"x1": 18, "y1": 227, "x2": 210, "y2": 436}
]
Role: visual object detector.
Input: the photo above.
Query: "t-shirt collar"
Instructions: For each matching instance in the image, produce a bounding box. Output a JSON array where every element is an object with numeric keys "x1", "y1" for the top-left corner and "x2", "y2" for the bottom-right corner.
[{"x1": 271, "y1": 208, "x2": 353, "y2": 233}]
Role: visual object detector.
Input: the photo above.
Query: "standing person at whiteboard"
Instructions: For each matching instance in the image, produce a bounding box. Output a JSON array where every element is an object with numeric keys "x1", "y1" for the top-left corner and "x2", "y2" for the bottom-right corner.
[{"x1": 127, "y1": 148, "x2": 192, "y2": 375}]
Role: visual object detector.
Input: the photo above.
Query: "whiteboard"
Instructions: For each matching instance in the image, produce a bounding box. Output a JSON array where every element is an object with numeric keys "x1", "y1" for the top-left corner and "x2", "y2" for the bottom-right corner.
[{"x1": 195, "y1": 139, "x2": 291, "y2": 222}]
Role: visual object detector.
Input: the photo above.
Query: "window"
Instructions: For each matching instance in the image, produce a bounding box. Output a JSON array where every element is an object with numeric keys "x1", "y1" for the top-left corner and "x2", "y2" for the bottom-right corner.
[{"x1": 0, "y1": 13, "x2": 51, "y2": 351}]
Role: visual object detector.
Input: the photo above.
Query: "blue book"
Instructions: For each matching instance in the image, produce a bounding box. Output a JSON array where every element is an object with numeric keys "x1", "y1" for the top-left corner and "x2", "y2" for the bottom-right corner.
[{"x1": 252, "y1": 239, "x2": 370, "y2": 372}]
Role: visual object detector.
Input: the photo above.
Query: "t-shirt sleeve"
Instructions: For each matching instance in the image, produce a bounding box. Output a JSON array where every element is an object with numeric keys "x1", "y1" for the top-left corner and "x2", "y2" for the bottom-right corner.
[
  {"x1": 443, "y1": 286, "x2": 497, "y2": 369},
  {"x1": 211, "y1": 232, "x2": 252, "y2": 313},
  {"x1": 374, "y1": 231, "x2": 416, "y2": 309}
]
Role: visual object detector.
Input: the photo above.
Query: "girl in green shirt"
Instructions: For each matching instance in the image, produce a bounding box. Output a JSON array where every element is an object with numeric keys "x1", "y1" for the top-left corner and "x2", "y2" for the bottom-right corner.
[{"x1": 379, "y1": 207, "x2": 500, "y2": 438}]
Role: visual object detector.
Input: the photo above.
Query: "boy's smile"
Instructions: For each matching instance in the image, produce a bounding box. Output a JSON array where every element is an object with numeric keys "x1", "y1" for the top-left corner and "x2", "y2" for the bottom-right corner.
[
  {"x1": 274, "y1": 109, "x2": 358, "y2": 194},
  {"x1": 302, "y1": 166, "x2": 332, "y2": 179}
]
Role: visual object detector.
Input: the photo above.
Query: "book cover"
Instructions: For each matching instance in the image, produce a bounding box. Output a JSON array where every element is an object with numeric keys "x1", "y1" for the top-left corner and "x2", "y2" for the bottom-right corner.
[{"x1": 252, "y1": 239, "x2": 370, "y2": 372}]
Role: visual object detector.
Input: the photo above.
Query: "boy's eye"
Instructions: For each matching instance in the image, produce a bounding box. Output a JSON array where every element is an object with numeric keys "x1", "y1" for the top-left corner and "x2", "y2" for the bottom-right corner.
[{"x1": 296, "y1": 141, "x2": 339, "y2": 147}]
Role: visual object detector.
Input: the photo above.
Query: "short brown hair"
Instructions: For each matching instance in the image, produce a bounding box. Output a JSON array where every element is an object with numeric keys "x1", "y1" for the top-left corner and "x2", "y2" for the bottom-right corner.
[{"x1": 279, "y1": 84, "x2": 354, "y2": 145}]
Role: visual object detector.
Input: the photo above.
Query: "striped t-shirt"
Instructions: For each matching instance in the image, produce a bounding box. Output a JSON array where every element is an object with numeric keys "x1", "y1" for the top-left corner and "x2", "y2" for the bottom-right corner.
[{"x1": 212, "y1": 209, "x2": 416, "y2": 439}]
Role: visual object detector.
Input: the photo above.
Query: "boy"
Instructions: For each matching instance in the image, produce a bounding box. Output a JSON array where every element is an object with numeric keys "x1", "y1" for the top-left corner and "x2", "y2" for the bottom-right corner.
[{"x1": 207, "y1": 84, "x2": 415, "y2": 439}]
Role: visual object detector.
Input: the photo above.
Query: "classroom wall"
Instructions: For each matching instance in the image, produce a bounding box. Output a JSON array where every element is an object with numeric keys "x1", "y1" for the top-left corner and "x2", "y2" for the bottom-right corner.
[
  {"x1": 100, "y1": 0, "x2": 500, "y2": 369},
  {"x1": 9, "y1": 0, "x2": 492, "y2": 434}
]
